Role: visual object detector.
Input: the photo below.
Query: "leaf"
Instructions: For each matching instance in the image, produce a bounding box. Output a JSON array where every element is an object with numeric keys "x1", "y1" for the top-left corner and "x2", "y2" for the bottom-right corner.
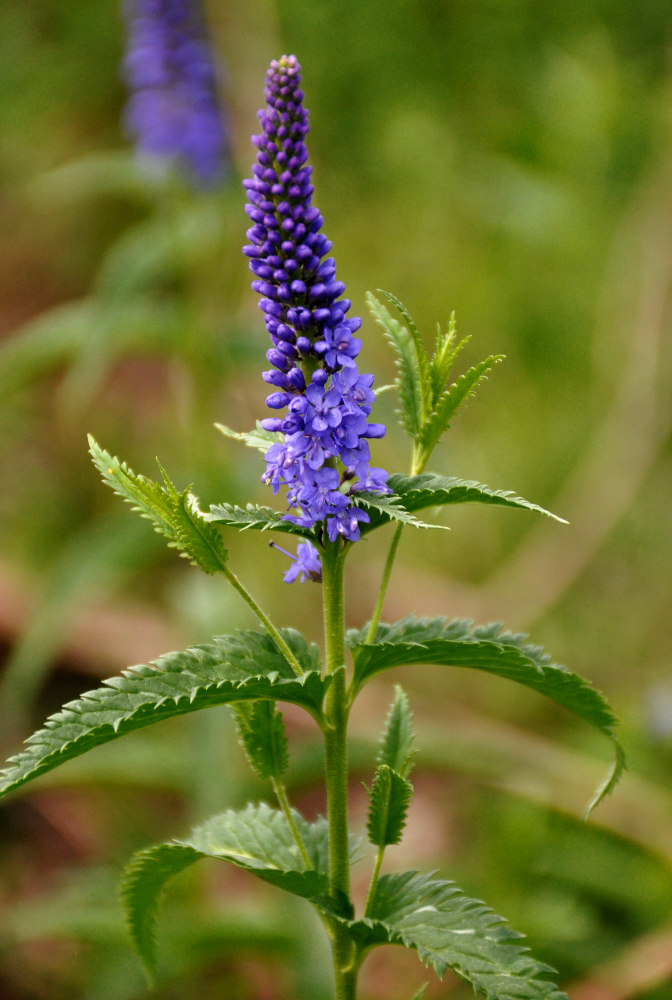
[
  {"x1": 367, "y1": 689, "x2": 416, "y2": 848},
  {"x1": 366, "y1": 291, "x2": 427, "y2": 438},
  {"x1": 234, "y1": 701, "x2": 289, "y2": 780},
  {"x1": 416, "y1": 355, "x2": 504, "y2": 463},
  {"x1": 215, "y1": 421, "x2": 283, "y2": 454},
  {"x1": 354, "y1": 491, "x2": 450, "y2": 535},
  {"x1": 367, "y1": 291, "x2": 504, "y2": 469},
  {"x1": 0, "y1": 629, "x2": 326, "y2": 800},
  {"x1": 347, "y1": 870, "x2": 568, "y2": 1000},
  {"x1": 429, "y1": 313, "x2": 467, "y2": 404},
  {"x1": 366, "y1": 764, "x2": 413, "y2": 847},
  {"x1": 378, "y1": 289, "x2": 431, "y2": 388},
  {"x1": 378, "y1": 686, "x2": 416, "y2": 779},
  {"x1": 206, "y1": 490, "x2": 447, "y2": 539},
  {"x1": 347, "y1": 616, "x2": 624, "y2": 813},
  {"x1": 88, "y1": 437, "x2": 229, "y2": 574},
  {"x1": 205, "y1": 502, "x2": 313, "y2": 538},
  {"x1": 387, "y1": 472, "x2": 567, "y2": 523},
  {"x1": 122, "y1": 841, "x2": 200, "y2": 979},
  {"x1": 122, "y1": 802, "x2": 359, "y2": 975}
]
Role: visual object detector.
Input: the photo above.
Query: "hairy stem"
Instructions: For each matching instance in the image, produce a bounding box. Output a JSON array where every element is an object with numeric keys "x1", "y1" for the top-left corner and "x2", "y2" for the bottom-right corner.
[
  {"x1": 222, "y1": 564, "x2": 305, "y2": 677},
  {"x1": 321, "y1": 539, "x2": 357, "y2": 999}
]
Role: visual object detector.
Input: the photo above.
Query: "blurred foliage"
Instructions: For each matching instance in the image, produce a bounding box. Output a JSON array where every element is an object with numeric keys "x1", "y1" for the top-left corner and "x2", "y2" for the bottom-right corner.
[{"x1": 0, "y1": 0, "x2": 671, "y2": 998}]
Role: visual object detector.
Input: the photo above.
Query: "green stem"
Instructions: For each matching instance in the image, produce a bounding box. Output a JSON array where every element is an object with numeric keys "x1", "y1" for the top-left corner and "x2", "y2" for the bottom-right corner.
[
  {"x1": 363, "y1": 844, "x2": 385, "y2": 919},
  {"x1": 321, "y1": 540, "x2": 357, "y2": 1000},
  {"x1": 365, "y1": 521, "x2": 404, "y2": 643},
  {"x1": 272, "y1": 778, "x2": 337, "y2": 942},
  {"x1": 365, "y1": 446, "x2": 427, "y2": 644},
  {"x1": 271, "y1": 777, "x2": 313, "y2": 870},
  {"x1": 222, "y1": 564, "x2": 304, "y2": 677}
]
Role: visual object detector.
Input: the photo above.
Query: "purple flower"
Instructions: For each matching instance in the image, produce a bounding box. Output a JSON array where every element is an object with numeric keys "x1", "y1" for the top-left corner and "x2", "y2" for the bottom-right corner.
[
  {"x1": 244, "y1": 56, "x2": 390, "y2": 549},
  {"x1": 287, "y1": 467, "x2": 349, "y2": 523},
  {"x1": 313, "y1": 324, "x2": 362, "y2": 369},
  {"x1": 326, "y1": 507, "x2": 370, "y2": 543},
  {"x1": 121, "y1": 0, "x2": 228, "y2": 186},
  {"x1": 271, "y1": 541, "x2": 323, "y2": 583}
]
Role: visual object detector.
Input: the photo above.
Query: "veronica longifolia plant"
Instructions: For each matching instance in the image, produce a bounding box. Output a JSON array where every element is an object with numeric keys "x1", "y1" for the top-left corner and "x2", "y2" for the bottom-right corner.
[{"x1": 0, "y1": 54, "x2": 624, "y2": 1000}]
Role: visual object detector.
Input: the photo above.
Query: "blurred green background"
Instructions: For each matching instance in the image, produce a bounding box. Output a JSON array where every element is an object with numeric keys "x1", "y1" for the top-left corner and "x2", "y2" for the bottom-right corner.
[{"x1": 1, "y1": 1, "x2": 671, "y2": 998}]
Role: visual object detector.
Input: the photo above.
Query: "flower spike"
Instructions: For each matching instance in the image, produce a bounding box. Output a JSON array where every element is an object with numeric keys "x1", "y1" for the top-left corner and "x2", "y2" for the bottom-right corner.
[
  {"x1": 244, "y1": 55, "x2": 390, "y2": 548},
  {"x1": 121, "y1": 0, "x2": 229, "y2": 186}
]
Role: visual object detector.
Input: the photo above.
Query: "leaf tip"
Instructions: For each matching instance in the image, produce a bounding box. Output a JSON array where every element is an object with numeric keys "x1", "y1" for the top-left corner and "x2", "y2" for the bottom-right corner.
[{"x1": 583, "y1": 738, "x2": 627, "y2": 819}]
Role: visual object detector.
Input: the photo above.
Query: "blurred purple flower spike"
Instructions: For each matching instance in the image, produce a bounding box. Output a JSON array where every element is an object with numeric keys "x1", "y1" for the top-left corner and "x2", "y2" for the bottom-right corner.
[{"x1": 121, "y1": 0, "x2": 229, "y2": 186}]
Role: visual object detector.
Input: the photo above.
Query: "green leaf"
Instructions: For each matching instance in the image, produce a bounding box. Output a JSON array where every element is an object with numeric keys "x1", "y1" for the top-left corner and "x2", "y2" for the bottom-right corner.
[
  {"x1": 366, "y1": 688, "x2": 416, "y2": 848},
  {"x1": 122, "y1": 802, "x2": 359, "y2": 975},
  {"x1": 378, "y1": 686, "x2": 416, "y2": 779},
  {"x1": 429, "y1": 313, "x2": 467, "y2": 404},
  {"x1": 367, "y1": 292, "x2": 504, "y2": 469},
  {"x1": 356, "y1": 468, "x2": 566, "y2": 535},
  {"x1": 355, "y1": 491, "x2": 450, "y2": 535},
  {"x1": 121, "y1": 841, "x2": 200, "y2": 979},
  {"x1": 366, "y1": 764, "x2": 413, "y2": 847},
  {"x1": 387, "y1": 472, "x2": 568, "y2": 523},
  {"x1": 234, "y1": 701, "x2": 289, "y2": 780},
  {"x1": 378, "y1": 289, "x2": 431, "y2": 388},
  {"x1": 347, "y1": 616, "x2": 624, "y2": 813},
  {"x1": 88, "y1": 437, "x2": 228, "y2": 574},
  {"x1": 215, "y1": 421, "x2": 283, "y2": 454},
  {"x1": 417, "y1": 355, "x2": 504, "y2": 462},
  {"x1": 366, "y1": 291, "x2": 427, "y2": 438},
  {"x1": 348, "y1": 870, "x2": 568, "y2": 1000},
  {"x1": 0, "y1": 629, "x2": 326, "y2": 800},
  {"x1": 205, "y1": 502, "x2": 314, "y2": 538}
]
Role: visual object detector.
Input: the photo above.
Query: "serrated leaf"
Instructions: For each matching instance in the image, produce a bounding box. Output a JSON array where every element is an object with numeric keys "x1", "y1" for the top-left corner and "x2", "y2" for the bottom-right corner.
[
  {"x1": 205, "y1": 502, "x2": 314, "y2": 538},
  {"x1": 88, "y1": 437, "x2": 228, "y2": 573},
  {"x1": 387, "y1": 472, "x2": 567, "y2": 523},
  {"x1": 367, "y1": 764, "x2": 413, "y2": 847},
  {"x1": 234, "y1": 701, "x2": 289, "y2": 780},
  {"x1": 378, "y1": 686, "x2": 415, "y2": 778},
  {"x1": 430, "y1": 313, "x2": 466, "y2": 404},
  {"x1": 122, "y1": 802, "x2": 360, "y2": 974},
  {"x1": 366, "y1": 291, "x2": 426, "y2": 437},
  {"x1": 121, "y1": 841, "x2": 200, "y2": 979},
  {"x1": 347, "y1": 616, "x2": 624, "y2": 813},
  {"x1": 378, "y1": 289, "x2": 431, "y2": 386},
  {"x1": 208, "y1": 491, "x2": 447, "y2": 539},
  {"x1": 354, "y1": 491, "x2": 450, "y2": 535},
  {"x1": 0, "y1": 629, "x2": 326, "y2": 800},
  {"x1": 347, "y1": 870, "x2": 568, "y2": 1000},
  {"x1": 215, "y1": 421, "x2": 283, "y2": 454},
  {"x1": 418, "y1": 354, "x2": 504, "y2": 458}
]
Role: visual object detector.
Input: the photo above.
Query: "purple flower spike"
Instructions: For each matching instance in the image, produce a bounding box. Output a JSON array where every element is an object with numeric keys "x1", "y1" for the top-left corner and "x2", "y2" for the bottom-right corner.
[
  {"x1": 272, "y1": 541, "x2": 323, "y2": 583},
  {"x1": 121, "y1": 0, "x2": 229, "y2": 187},
  {"x1": 244, "y1": 56, "x2": 390, "y2": 556}
]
